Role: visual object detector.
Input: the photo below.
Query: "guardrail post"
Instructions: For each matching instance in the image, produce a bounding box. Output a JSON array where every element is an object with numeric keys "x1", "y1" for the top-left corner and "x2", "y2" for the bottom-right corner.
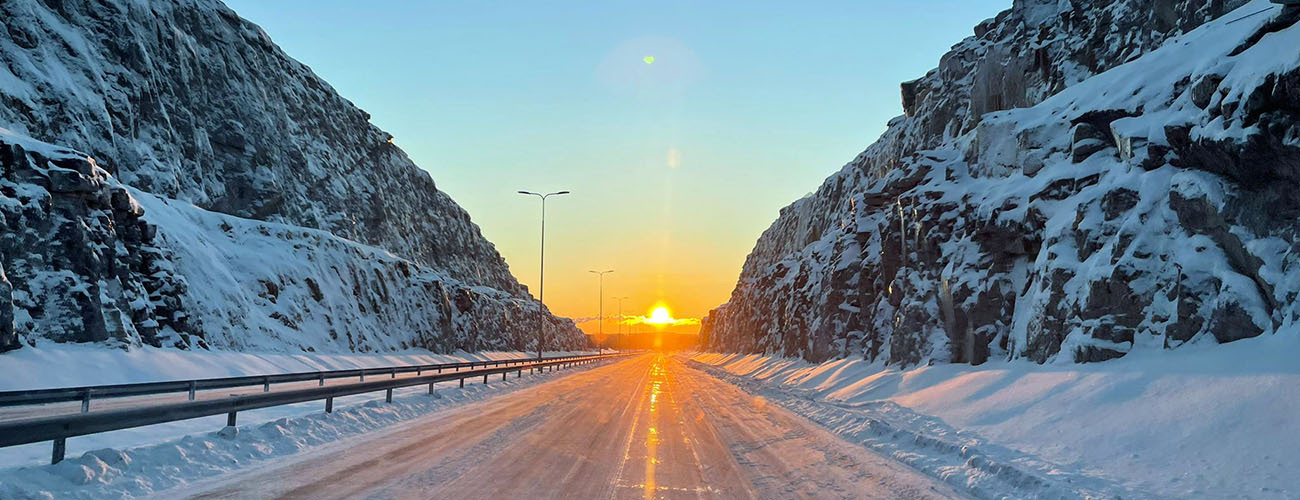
[
  {"x1": 227, "y1": 412, "x2": 237, "y2": 427},
  {"x1": 188, "y1": 381, "x2": 197, "y2": 401},
  {"x1": 502, "y1": 372, "x2": 507, "y2": 381},
  {"x1": 386, "y1": 389, "x2": 393, "y2": 403},
  {"x1": 360, "y1": 370, "x2": 366, "y2": 382},
  {"x1": 483, "y1": 374, "x2": 488, "y2": 384},
  {"x1": 459, "y1": 378, "x2": 464, "y2": 388},
  {"x1": 417, "y1": 367, "x2": 422, "y2": 376},
  {"x1": 52, "y1": 438, "x2": 66, "y2": 464},
  {"x1": 517, "y1": 370, "x2": 521, "y2": 378},
  {"x1": 319, "y1": 373, "x2": 325, "y2": 386},
  {"x1": 325, "y1": 397, "x2": 334, "y2": 413},
  {"x1": 263, "y1": 377, "x2": 270, "y2": 393},
  {"x1": 81, "y1": 389, "x2": 91, "y2": 413},
  {"x1": 391, "y1": 368, "x2": 397, "y2": 379},
  {"x1": 428, "y1": 383, "x2": 435, "y2": 395}
]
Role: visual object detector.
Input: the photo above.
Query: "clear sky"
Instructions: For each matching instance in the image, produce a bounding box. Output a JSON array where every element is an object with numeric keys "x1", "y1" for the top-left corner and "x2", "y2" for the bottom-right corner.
[{"x1": 222, "y1": 0, "x2": 1009, "y2": 335}]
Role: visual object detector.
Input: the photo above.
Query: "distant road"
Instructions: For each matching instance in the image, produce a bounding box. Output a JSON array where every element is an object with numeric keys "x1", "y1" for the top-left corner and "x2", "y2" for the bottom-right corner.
[{"x1": 172, "y1": 354, "x2": 966, "y2": 499}]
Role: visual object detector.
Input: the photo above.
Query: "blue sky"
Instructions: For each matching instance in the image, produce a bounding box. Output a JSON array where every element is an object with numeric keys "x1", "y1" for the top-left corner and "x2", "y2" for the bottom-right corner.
[{"x1": 223, "y1": 0, "x2": 1010, "y2": 330}]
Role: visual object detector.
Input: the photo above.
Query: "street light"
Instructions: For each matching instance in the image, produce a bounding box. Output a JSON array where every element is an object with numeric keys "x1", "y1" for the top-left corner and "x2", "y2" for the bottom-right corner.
[
  {"x1": 519, "y1": 190, "x2": 570, "y2": 361},
  {"x1": 588, "y1": 270, "x2": 614, "y2": 354},
  {"x1": 614, "y1": 297, "x2": 630, "y2": 336},
  {"x1": 614, "y1": 296, "x2": 630, "y2": 351}
]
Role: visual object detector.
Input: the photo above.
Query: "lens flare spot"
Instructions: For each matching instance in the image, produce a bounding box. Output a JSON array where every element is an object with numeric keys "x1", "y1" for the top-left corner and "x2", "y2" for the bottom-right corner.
[{"x1": 643, "y1": 55, "x2": 655, "y2": 64}]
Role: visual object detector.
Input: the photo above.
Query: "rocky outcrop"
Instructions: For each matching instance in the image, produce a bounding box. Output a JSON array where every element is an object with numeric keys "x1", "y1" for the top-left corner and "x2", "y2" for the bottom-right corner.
[
  {"x1": 0, "y1": 133, "x2": 197, "y2": 350},
  {"x1": 0, "y1": 133, "x2": 196, "y2": 350},
  {"x1": 0, "y1": 0, "x2": 586, "y2": 353},
  {"x1": 702, "y1": 0, "x2": 1300, "y2": 365},
  {"x1": 0, "y1": 0, "x2": 516, "y2": 290}
]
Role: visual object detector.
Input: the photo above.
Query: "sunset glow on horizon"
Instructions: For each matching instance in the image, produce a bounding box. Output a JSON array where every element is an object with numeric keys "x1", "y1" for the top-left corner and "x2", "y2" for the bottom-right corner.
[
  {"x1": 632, "y1": 304, "x2": 700, "y2": 328},
  {"x1": 225, "y1": 0, "x2": 1010, "y2": 338},
  {"x1": 577, "y1": 303, "x2": 702, "y2": 337}
]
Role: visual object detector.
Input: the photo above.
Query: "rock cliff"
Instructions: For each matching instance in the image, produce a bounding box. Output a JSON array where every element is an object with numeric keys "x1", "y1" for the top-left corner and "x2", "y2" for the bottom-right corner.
[
  {"x1": 0, "y1": 0, "x2": 585, "y2": 353},
  {"x1": 702, "y1": 0, "x2": 1300, "y2": 364}
]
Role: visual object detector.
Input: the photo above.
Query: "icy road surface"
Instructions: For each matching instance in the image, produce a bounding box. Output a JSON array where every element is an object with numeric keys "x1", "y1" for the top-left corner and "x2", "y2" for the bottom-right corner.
[{"x1": 172, "y1": 354, "x2": 965, "y2": 499}]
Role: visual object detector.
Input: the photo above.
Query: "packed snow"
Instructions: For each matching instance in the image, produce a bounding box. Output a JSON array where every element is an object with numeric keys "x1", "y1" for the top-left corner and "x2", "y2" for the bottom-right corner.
[{"x1": 692, "y1": 328, "x2": 1300, "y2": 499}]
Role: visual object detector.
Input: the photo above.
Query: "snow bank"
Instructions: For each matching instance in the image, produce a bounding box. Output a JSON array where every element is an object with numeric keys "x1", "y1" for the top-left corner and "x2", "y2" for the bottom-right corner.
[
  {"x1": 691, "y1": 330, "x2": 1300, "y2": 499},
  {"x1": 0, "y1": 345, "x2": 593, "y2": 468},
  {"x1": 0, "y1": 343, "x2": 594, "y2": 391},
  {"x1": 0, "y1": 355, "x2": 612, "y2": 499}
]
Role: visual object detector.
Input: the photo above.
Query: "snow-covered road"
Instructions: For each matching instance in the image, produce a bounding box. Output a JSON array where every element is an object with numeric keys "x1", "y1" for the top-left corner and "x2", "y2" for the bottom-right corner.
[{"x1": 169, "y1": 354, "x2": 965, "y2": 499}]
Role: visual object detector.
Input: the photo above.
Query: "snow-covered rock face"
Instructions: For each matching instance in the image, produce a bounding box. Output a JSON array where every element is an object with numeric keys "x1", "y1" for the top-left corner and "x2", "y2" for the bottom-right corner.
[
  {"x1": 0, "y1": 131, "x2": 196, "y2": 351},
  {"x1": 0, "y1": 0, "x2": 586, "y2": 352},
  {"x1": 134, "y1": 190, "x2": 581, "y2": 353},
  {"x1": 0, "y1": 0, "x2": 514, "y2": 289},
  {"x1": 702, "y1": 0, "x2": 1300, "y2": 365}
]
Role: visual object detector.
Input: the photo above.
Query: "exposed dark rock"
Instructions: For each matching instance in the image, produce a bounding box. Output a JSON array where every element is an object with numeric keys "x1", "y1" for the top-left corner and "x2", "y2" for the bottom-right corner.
[
  {"x1": 1074, "y1": 345, "x2": 1126, "y2": 363},
  {"x1": 47, "y1": 169, "x2": 96, "y2": 193},
  {"x1": 1164, "y1": 294, "x2": 1205, "y2": 346},
  {"x1": 304, "y1": 278, "x2": 323, "y2": 303},
  {"x1": 1167, "y1": 70, "x2": 1300, "y2": 220},
  {"x1": 1100, "y1": 188, "x2": 1140, "y2": 220},
  {"x1": 901, "y1": 79, "x2": 922, "y2": 117},
  {"x1": 454, "y1": 289, "x2": 474, "y2": 314},
  {"x1": 1072, "y1": 138, "x2": 1110, "y2": 163},
  {"x1": 1, "y1": 140, "x2": 197, "y2": 348},
  {"x1": 0, "y1": 268, "x2": 14, "y2": 352},
  {"x1": 1071, "y1": 122, "x2": 1112, "y2": 162},
  {"x1": 1209, "y1": 301, "x2": 1264, "y2": 343},
  {"x1": 1168, "y1": 191, "x2": 1278, "y2": 322}
]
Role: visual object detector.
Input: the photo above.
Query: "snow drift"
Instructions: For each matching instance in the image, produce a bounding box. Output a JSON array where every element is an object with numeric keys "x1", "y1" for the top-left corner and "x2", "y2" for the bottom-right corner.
[{"x1": 691, "y1": 331, "x2": 1300, "y2": 499}]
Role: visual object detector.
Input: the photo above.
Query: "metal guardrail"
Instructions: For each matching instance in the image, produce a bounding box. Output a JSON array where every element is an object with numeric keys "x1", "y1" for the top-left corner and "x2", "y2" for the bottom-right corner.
[
  {"x1": 0, "y1": 354, "x2": 601, "y2": 410},
  {"x1": 0, "y1": 352, "x2": 632, "y2": 464}
]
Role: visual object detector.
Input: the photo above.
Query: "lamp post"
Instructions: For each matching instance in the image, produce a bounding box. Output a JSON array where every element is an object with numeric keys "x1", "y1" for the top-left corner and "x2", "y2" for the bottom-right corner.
[
  {"x1": 614, "y1": 296, "x2": 629, "y2": 352},
  {"x1": 519, "y1": 190, "x2": 570, "y2": 361},
  {"x1": 614, "y1": 297, "x2": 630, "y2": 335},
  {"x1": 588, "y1": 270, "x2": 613, "y2": 354}
]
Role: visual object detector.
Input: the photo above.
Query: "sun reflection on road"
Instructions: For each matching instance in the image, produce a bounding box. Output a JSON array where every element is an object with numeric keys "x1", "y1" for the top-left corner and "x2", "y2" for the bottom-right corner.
[{"x1": 644, "y1": 356, "x2": 665, "y2": 499}]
